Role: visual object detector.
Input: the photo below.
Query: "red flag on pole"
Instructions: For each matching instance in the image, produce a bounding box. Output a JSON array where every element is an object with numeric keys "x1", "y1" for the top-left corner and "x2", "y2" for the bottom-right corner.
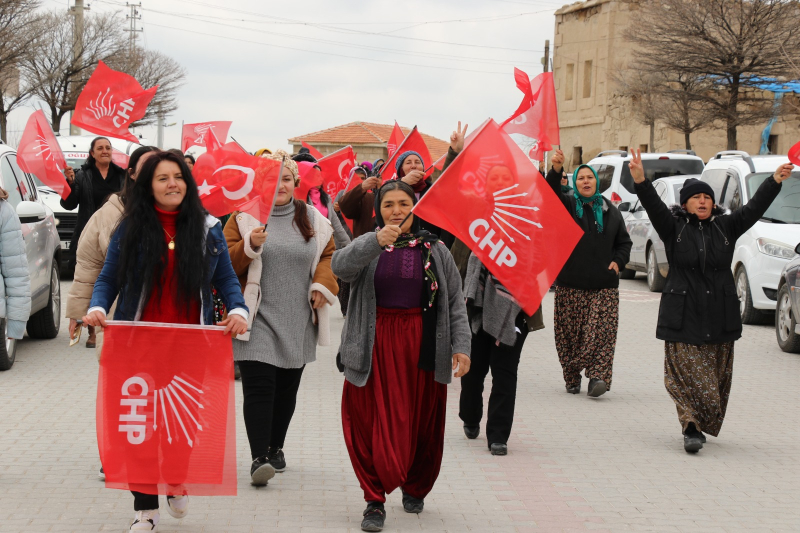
[
  {"x1": 97, "y1": 322, "x2": 237, "y2": 496},
  {"x1": 412, "y1": 119, "x2": 582, "y2": 315},
  {"x1": 501, "y1": 69, "x2": 560, "y2": 161},
  {"x1": 317, "y1": 145, "x2": 356, "y2": 199},
  {"x1": 72, "y1": 61, "x2": 158, "y2": 143},
  {"x1": 387, "y1": 121, "x2": 404, "y2": 159},
  {"x1": 193, "y1": 142, "x2": 282, "y2": 223},
  {"x1": 17, "y1": 110, "x2": 70, "y2": 199},
  {"x1": 301, "y1": 141, "x2": 324, "y2": 160},
  {"x1": 379, "y1": 126, "x2": 433, "y2": 182},
  {"x1": 182, "y1": 122, "x2": 232, "y2": 153},
  {"x1": 111, "y1": 147, "x2": 130, "y2": 169},
  {"x1": 789, "y1": 140, "x2": 800, "y2": 166},
  {"x1": 294, "y1": 161, "x2": 324, "y2": 201}
]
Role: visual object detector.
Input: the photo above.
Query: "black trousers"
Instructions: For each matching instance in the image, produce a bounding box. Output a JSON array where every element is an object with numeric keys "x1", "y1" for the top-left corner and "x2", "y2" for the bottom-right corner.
[
  {"x1": 238, "y1": 360, "x2": 305, "y2": 459},
  {"x1": 459, "y1": 315, "x2": 528, "y2": 446}
]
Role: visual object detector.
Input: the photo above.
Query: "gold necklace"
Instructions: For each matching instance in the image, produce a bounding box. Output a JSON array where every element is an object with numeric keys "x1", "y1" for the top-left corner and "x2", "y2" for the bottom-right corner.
[{"x1": 163, "y1": 227, "x2": 176, "y2": 250}]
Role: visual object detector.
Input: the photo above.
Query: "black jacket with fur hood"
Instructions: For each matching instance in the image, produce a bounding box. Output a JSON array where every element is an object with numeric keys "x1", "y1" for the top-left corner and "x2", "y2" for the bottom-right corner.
[{"x1": 634, "y1": 176, "x2": 782, "y2": 345}]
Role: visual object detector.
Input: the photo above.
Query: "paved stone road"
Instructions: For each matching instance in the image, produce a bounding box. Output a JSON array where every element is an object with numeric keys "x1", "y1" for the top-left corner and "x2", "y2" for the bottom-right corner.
[{"x1": 1, "y1": 275, "x2": 798, "y2": 532}]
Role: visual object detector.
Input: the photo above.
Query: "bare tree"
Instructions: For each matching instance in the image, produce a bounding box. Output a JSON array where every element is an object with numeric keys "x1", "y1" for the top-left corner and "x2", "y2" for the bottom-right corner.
[
  {"x1": 0, "y1": 0, "x2": 41, "y2": 141},
  {"x1": 612, "y1": 68, "x2": 661, "y2": 151},
  {"x1": 628, "y1": 0, "x2": 800, "y2": 150},
  {"x1": 20, "y1": 10, "x2": 125, "y2": 133}
]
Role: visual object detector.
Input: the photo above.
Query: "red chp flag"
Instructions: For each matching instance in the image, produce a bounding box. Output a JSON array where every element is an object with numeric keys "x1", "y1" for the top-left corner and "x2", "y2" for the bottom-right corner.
[
  {"x1": 412, "y1": 119, "x2": 582, "y2": 315},
  {"x1": 789, "y1": 140, "x2": 800, "y2": 166},
  {"x1": 97, "y1": 322, "x2": 237, "y2": 496},
  {"x1": 318, "y1": 145, "x2": 356, "y2": 198},
  {"x1": 111, "y1": 147, "x2": 130, "y2": 169},
  {"x1": 72, "y1": 61, "x2": 158, "y2": 143},
  {"x1": 387, "y1": 121, "x2": 404, "y2": 159},
  {"x1": 501, "y1": 69, "x2": 560, "y2": 161},
  {"x1": 182, "y1": 121, "x2": 232, "y2": 153},
  {"x1": 301, "y1": 141, "x2": 324, "y2": 160},
  {"x1": 193, "y1": 142, "x2": 281, "y2": 223},
  {"x1": 17, "y1": 110, "x2": 70, "y2": 199},
  {"x1": 379, "y1": 126, "x2": 433, "y2": 182}
]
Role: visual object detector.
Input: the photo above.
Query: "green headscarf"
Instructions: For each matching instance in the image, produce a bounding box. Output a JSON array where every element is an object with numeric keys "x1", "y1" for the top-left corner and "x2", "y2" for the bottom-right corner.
[{"x1": 572, "y1": 164, "x2": 604, "y2": 233}]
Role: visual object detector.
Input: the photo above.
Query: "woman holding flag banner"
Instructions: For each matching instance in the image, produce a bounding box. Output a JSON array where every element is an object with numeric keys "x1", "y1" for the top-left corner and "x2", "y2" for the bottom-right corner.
[
  {"x1": 332, "y1": 124, "x2": 471, "y2": 532},
  {"x1": 82, "y1": 150, "x2": 248, "y2": 532}
]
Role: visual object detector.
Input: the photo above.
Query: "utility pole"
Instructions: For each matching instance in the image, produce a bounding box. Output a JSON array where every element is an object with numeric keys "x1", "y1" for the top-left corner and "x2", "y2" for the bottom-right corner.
[
  {"x1": 124, "y1": 3, "x2": 143, "y2": 61},
  {"x1": 69, "y1": 0, "x2": 89, "y2": 136},
  {"x1": 542, "y1": 39, "x2": 550, "y2": 73}
]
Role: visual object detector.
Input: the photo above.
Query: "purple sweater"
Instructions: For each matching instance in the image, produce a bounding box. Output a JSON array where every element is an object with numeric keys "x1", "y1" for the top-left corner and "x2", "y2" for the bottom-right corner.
[{"x1": 374, "y1": 247, "x2": 423, "y2": 308}]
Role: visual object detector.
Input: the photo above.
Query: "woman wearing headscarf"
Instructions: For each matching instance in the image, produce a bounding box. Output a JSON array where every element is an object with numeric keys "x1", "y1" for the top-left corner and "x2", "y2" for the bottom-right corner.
[
  {"x1": 629, "y1": 150, "x2": 792, "y2": 453},
  {"x1": 333, "y1": 125, "x2": 471, "y2": 532},
  {"x1": 224, "y1": 150, "x2": 338, "y2": 485},
  {"x1": 82, "y1": 150, "x2": 248, "y2": 532},
  {"x1": 61, "y1": 137, "x2": 126, "y2": 272},
  {"x1": 547, "y1": 149, "x2": 632, "y2": 397}
]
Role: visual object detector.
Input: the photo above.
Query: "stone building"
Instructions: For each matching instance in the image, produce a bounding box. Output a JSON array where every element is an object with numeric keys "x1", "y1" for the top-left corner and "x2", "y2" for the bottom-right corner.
[
  {"x1": 553, "y1": 0, "x2": 800, "y2": 168},
  {"x1": 287, "y1": 121, "x2": 449, "y2": 165}
]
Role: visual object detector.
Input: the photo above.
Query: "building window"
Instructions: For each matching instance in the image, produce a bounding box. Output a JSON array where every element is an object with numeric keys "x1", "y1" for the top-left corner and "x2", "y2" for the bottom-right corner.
[
  {"x1": 619, "y1": 146, "x2": 628, "y2": 153},
  {"x1": 583, "y1": 60, "x2": 593, "y2": 98},
  {"x1": 572, "y1": 146, "x2": 583, "y2": 166},
  {"x1": 565, "y1": 64, "x2": 574, "y2": 101},
  {"x1": 640, "y1": 144, "x2": 648, "y2": 153},
  {"x1": 768, "y1": 134, "x2": 778, "y2": 154}
]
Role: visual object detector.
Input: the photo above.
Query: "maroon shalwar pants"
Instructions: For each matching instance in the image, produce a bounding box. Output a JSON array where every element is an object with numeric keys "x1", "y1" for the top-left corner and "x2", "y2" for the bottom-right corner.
[{"x1": 342, "y1": 307, "x2": 447, "y2": 503}]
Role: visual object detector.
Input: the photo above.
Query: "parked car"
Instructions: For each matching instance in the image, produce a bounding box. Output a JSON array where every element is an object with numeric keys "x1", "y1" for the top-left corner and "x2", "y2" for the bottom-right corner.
[
  {"x1": 699, "y1": 151, "x2": 800, "y2": 324},
  {"x1": 620, "y1": 175, "x2": 694, "y2": 291},
  {"x1": 0, "y1": 143, "x2": 62, "y2": 370},
  {"x1": 586, "y1": 149, "x2": 705, "y2": 207},
  {"x1": 776, "y1": 244, "x2": 800, "y2": 353}
]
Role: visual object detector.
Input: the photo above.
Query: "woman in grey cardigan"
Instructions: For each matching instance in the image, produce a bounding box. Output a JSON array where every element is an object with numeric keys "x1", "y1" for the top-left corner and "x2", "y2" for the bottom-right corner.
[
  {"x1": 0, "y1": 187, "x2": 31, "y2": 370},
  {"x1": 332, "y1": 177, "x2": 471, "y2": 533}
]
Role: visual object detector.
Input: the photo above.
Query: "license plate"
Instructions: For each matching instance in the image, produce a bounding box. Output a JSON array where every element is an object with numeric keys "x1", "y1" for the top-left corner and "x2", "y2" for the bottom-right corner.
[{"x1": 62, "y1": 241, "x2": 70, "y2": 249}]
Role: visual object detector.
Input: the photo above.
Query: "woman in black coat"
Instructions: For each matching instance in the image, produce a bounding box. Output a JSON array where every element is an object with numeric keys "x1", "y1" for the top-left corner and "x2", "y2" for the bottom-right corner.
[
  {"x1": 629, "y1": 149, "x2": 792, "y2": 453},
  {"x1": 548, "y1": 149, "x2": 632, "y2": 398}
]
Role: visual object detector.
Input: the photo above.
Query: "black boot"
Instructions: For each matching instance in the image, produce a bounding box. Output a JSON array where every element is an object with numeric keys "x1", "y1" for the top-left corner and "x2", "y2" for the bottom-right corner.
[
  {"x1": 401, "y1": 491, "x2": 424, "y2": 513},
  {"x1": 587, "y1": 378, "x2": 607, "y2": 397},
  {"x1": 683, "y1": 423, "x2": 704, "y2": 453},
  {"x1": 463, "y1": 424, "x2": 480, "y2": 439},
  {"x1": 361, "y1": 502, "x2": 386, "y2": 532}
]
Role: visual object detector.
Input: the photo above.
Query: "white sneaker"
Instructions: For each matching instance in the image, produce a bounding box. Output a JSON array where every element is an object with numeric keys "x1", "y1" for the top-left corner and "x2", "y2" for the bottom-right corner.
[
  {"x1": 130, "y1": 509, "x2": 159, "y2": 531},
  {"x1": 166, "y1": 495, "x2": 189, "y2": 518},
  {"x1": 98, "y1": 467, "x2": 105, "y2": 481}
]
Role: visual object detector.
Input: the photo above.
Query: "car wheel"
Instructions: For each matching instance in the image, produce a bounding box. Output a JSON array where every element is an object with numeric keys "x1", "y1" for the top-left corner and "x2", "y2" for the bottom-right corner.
[
  {"x1": 27, "y1": 261, "x2": 61, "y2": 339},
  {"x1": 735, "y1": 265, "x2": 759, "y2": 325},
  {"x1": 646, "y1": 246, "x2": 666, "y2": 293},
  {"x1": 618, "y1": 267, "x2": 636, "y2": 279},
  {"x1": 0, "y1": 318, "x2": 17, "y2": 371},
  {"x1": 776, "y1": 284, "x2": 800, "y2": 353}
]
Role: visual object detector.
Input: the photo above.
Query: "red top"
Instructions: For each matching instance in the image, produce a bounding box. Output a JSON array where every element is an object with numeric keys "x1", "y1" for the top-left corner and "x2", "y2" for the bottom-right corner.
[{"x1": 140, "y1": 206, "x2": 201, "y2": 325}]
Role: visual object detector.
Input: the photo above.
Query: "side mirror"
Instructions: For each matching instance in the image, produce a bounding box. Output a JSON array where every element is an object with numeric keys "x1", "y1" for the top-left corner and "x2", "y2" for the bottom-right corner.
[
  {"x1": 795, "y1": 243, "x2": 800, "y2": 255},
  {"x1": 617, "y1": 202, "x2": 631, "y2": 212},
  {"x1": 16, "y1": 200, "x2": 46, "y2": 224}
]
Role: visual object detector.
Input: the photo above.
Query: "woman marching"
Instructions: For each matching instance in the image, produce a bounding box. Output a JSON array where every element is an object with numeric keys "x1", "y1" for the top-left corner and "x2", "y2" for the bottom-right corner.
[
  {"x1": 0, "y1": 184, "x2": 31, "y2": 370},
  {"x1": 82, "y1": 151, "x2": 248, "y2": 531},
  {"x1": 333, "y1": 124, "x2": 471, "y2": 532},
  {"x1": 547, "y1": 149, "x2": 632, "y2": 397},
  {"x1": 629, "y1": 150, "x2": 791, "y2": 453},
  {"x1": 224, "y1": 150, "x2": 339, "y2": 486}
]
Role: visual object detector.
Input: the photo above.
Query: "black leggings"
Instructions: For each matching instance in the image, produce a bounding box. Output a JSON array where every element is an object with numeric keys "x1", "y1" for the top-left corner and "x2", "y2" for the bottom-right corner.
[{"x1": 238, "y1": 360, "x2": 305, "y2": 459}]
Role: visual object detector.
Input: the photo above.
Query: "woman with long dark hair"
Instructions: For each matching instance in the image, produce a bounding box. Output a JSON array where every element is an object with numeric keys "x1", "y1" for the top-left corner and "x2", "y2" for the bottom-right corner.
[
  {"x1": 225, "y1": 149, "x2": 338, "y2": 486},
  {"x1": 333, "y1": 133, "x2": 471, "y2": 530},
  {"x1": 82, "y1": 151, "x2": 248, "y2": 532}
]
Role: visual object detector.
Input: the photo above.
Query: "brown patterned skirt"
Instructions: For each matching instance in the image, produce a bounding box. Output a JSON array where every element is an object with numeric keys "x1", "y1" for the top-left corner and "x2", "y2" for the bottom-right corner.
[
  {"x1": 554, "y1": 286, "x2": 619, "y2": 390},
  {"x1": 664, "y1": 341, "x2": 734, "y2": 437}
]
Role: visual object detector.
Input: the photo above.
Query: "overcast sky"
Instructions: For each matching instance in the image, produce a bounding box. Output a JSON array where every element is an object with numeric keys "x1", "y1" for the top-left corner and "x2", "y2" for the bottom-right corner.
[{"x1": 12, "y1": 0, "x2": 559, "y2": 153}]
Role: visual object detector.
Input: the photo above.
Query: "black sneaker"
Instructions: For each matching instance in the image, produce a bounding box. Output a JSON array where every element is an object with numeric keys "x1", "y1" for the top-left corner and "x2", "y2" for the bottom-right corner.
[
  {"x1": 361, "y1": 502, "x2": 386, "y2": 532},
  {"x1": 587, "y1": 378, "x2": 607, "y2": 397},
  {"x1": 463, "y1": 424, "x2": 480, "y2": 439},
  {"x1": 490, "y1": 443, "x2": 508, "y2": 456},
  {"x1": 566, "y1": 383, "x2": 580, "y2": 394},
  {"x1": 250, "y1": 456, "x2": 276, "y2": 486},
  {"x1": 683, "y1": 423, "x2": 704, "y2": 453},
  {"x1": 234, "y1": 363, "x2": 241, "y2": 381},
  {"x1": 401, "y1": 491, "x2": 424, "y2": 513},
  {"x1": 268, "y1": 447, "x2": 286, "y2": 472}
]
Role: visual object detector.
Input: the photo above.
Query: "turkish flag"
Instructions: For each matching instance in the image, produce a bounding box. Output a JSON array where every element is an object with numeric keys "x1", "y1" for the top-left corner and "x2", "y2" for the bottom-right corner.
[
  {"x1": 182, "y1": 121, "x2": 232, "y2": 153},
  {"x1": 432, "y1": 153, "x2": 446, "y2": 172},
  {"x1": 97, "y1": 322, "x2": 237, "y2": 496},
  {"x1": 72, "y1": 61, "x2": 158, "y2": 143},
  {"x1": 387, "y1": 121, "x2": 404, "y2": 159},
  {"x1": 17, "y1": 110, "x2": 70, "y2": 200},
  {"x1": 412, "y1": 119, "x2": 582, "y2": 315},
  {"x1": 379, "y1": 126, "x2": 433, "y2": 182},
  {"x1": 301, "y1": 141, "x2": 324, "y2": 160},
  {"x1": 193, "y1": 142, "x2": 281, "y2": 223},
  {"x1": 294, "y1": 161, "x2": 324, "y2": 201},
  {"x1": 502, "y1": 69, "x2": 560, "y2": 161},
  {"x1": 789, "y1": 140, "x2": 800, "y2": 166},
  {"x1": 318, "y1": 145, "x2": 356, "y2": 199}
]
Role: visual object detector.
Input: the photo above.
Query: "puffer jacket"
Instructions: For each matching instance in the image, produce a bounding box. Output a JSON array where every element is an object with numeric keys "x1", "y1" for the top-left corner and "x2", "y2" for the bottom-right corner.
[
  {"x1": 66, "y1": 194, "x2": 124, "y2": 319},
  {"x1": 0, "y1": 199, "x2": 31, "y2": 339},
  {"x1": 634, "y1": 176, "x2": 782, "y2": 345}
]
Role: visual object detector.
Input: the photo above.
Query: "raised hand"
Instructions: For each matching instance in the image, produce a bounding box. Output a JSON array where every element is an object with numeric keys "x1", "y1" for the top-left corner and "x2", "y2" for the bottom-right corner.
[
  {"x1": 629, "y1": 149, "x2": 646, "y2": 184},
  {"x1": 450, "y1": 121, "x2": 469, "y2": 153},
  {"x1": 362, "y1": 176, "x2": 381, "y2": 191},
  {"x1": 376, "y1": 224, "x2": 402, "y2": 247},
  {"x1": 774, "y1": 163, "x2": 795, "y2": 183},
  {"x1": 401, "y1": 169, "x2": 425, "y2": 186},
  {"x1": 551, "y1": 149, "x2": 565, "y2": 173}
]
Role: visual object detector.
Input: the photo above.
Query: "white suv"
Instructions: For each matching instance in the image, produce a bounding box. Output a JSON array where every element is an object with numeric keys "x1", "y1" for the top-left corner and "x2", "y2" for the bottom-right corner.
[
  {"x1": 586, "y1": 150, "x2": 705, "y2": 209},
  {"x1": 699, "y1": 151, "x2": 800, "y2": 323}
]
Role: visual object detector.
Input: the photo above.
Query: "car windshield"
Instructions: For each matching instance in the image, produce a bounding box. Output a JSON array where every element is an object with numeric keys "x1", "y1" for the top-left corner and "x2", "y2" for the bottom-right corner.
[
  {"x1": 620, "y1": 159, "x2": 704, "y2": 194},
  {"x1": 745, "y1": 172, "x2": 800, "y2": 224},
  {"x1": 66, "y1": 157, "x2": 86, "y2": 170}
]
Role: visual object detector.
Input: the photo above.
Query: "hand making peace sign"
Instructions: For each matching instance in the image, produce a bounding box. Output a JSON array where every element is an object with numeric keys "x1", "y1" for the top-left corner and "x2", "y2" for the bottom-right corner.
[{"x1": 450, "y1": 121, "x2": 469, "y2": 154}]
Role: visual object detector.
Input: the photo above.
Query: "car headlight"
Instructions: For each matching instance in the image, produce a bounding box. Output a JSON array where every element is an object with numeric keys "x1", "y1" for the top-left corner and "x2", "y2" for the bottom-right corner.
[
  {"x1": 756, "y1": 238, "x2": 796, "y2": 259},
  {"x1": 53, "y1": 217, "x2": 60, "y2": 226}
]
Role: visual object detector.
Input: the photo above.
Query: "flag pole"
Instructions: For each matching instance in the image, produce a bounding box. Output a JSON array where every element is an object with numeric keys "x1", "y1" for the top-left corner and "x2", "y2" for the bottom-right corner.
[
  {"x1": 230, "y1": 136, "x2": 251, "y2": 155},
  {"x1": 265, "y1": 156, "x2": 286, "y2": 229}
]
